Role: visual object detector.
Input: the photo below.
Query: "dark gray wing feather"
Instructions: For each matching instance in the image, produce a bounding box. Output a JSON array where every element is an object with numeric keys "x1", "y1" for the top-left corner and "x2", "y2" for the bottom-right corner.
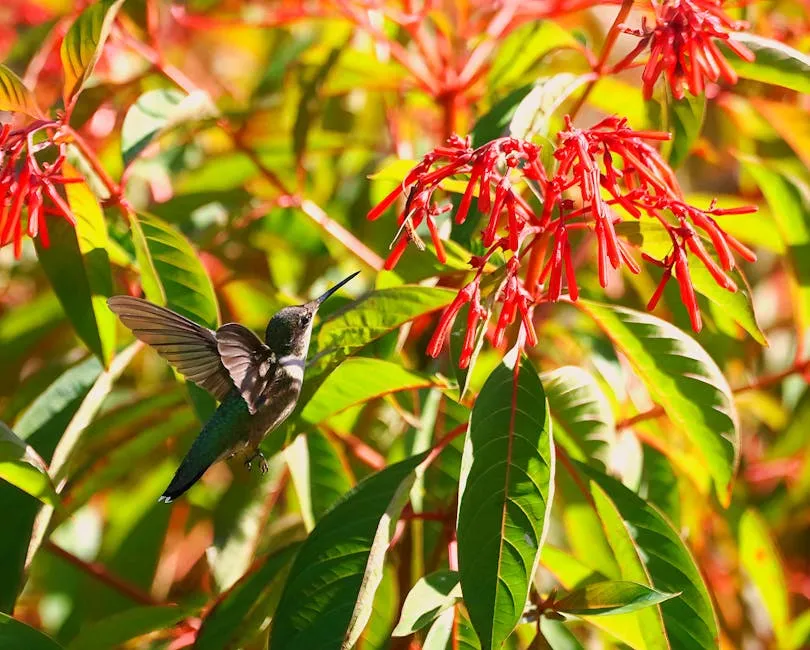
[
  {"x1": 107, "y1": 296, "x2": 233, "y2": 401},
  {"x1": 216, "y1": 323, "x2": 276, "y2": 414}
]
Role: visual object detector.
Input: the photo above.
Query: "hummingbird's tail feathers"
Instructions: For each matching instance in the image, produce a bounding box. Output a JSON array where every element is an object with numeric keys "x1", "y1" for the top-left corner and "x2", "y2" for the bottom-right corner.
[{"x1": 158, "y1": 459, "x2": 213, "y2": 504}]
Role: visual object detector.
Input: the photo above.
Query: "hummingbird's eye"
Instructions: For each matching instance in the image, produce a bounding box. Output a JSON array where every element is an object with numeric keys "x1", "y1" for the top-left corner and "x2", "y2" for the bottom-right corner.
[{"x1": 300, "y1": 315, "x2": 310, "y2": 327}]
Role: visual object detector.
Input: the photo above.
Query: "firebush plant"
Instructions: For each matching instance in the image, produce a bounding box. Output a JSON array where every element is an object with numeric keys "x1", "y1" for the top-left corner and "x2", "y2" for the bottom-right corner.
[{"x1": 1, "y1": 0, "x2": 809, "y2": 648}]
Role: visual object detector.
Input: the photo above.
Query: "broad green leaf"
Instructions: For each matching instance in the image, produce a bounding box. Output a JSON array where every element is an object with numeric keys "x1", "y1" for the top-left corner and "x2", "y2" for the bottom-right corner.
[
  {"x1": 590, "y1": 484, "x2": 669, "y2": 649},
  {"x1": 615, "y1": 219, "x2": 766, "y2": 344},
  {"x1": 67, "y1": 605, "x2": 190, "y2": 650},
  {"x1": 194, "y1": 544, "x2": 300, "y2": 650},
  {"x1": 0, "y1": 357, "x2": 102, "y2": 612},
  {"x1": 488, "y1": 20, "x2": 579, "y2": 92},
  {"x1": 457, "y1": 348, "x2": 555, "y2": 649},
  {"x1": 423, "y1": 608, "x2": 455, "y2": 650},
  {"x1": 308, "y1": 286, "x2": 455, "y2": 386},
  {"x1": 472, "y1": 84, "x2": 532, "y2": 147},
  {"x1": 285, "y1": 430, "x2": 352, "y2": 531},
  {"x1": 301, "y1": 358, "x2": 440, "y2": 424},
  {"x1": 540, "y1": 546, "x2": 647, "y2": 648},
  {"x1": 130, "y1": 211, "x2": 219, "y2": 328},
  {"x1": 270, "y1": 452, "x2": 427, "y2": 650},
  {"x1": 121, "y1": 89, "x2": 218, "y2": 167},
  {"x1": 0, "y1": 422, "x2": 59, "y2": 508},
  {"x1": 724, "y1": 33, "x2": 810, "y2": 94},
  {"x1": 664, "y1": 93, "x2": 705, "y2": 169},
  {"x1": 392, "y1": 570, "x2": 461, "y2": 637},
  {"x1": 0, "y1": 613, "x2": 63, "y2": 649},
  {"x1": 0, "y1": 64, "x2": 42, "y2": 117},
  {"x1": 61, "y1": 0, "x2": 126, "y2": 104},
  {"x1": 739, "y1": 509, "x2": 790, "y2": 647},
  {"x1": 554, "y1": 581, "x2": 677, "y2": 617},
  {"x1": 541, "y1": 366, "x2": 615, "y2": 468},
  {"x1": 360, "y1": 564, "x2": 398, "y2": 650},
  {"x1": 588, "y1": 77, "x2": 649, "y2": 128},
  {"x1": 36, "y1": 166, "x2": 117, "y2": 366},
  {"x1": 509, "y1": 73, "x2": 593, "y2": 141},
  {"x1": 26, "y1": 343, "x2": 141, "y2": 566},
  {"x1": 580, "y1": 301, "x2": 739, "y2": 505},
  {"x1": 789, "y1": 611, "x2": 810, "y2": 650},
  {"x1": 742, "y1": 160, "x2": 810, "y2": 337},
  {"x1": 584, "y1": 465, "x2": 719, "y2": 649}
]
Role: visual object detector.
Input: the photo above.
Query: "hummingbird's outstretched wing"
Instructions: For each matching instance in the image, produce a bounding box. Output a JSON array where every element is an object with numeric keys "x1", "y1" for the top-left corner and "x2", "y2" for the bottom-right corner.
[
  {"x1": 216, "y1": 323, "x2": 277, "y2": 415},
  {"x1": 107, "y1": 296, "x2": 233, "y2": 401}
]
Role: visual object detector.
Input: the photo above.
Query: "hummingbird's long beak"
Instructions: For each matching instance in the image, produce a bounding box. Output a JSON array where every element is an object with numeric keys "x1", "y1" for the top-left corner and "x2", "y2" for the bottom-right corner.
[{"x1": 314, "y1": 271, "x2": 360, "y2": 306}]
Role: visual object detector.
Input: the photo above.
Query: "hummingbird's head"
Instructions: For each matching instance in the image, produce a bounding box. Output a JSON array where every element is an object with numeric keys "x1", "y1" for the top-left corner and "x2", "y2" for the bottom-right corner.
[{"x1": 265, "y1": 271, "x2": 360, "y2": 357}]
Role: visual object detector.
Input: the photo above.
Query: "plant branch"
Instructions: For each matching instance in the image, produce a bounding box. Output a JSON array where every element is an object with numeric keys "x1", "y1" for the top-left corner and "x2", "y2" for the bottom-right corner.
[{"x1": 44, "y1": 540, "x2": 159, "y2": 606}]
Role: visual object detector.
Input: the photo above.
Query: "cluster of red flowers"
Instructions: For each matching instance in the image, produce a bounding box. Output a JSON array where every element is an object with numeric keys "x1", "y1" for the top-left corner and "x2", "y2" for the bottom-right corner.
[
  {"x1": 615, "y1": 0, "x2": 755, "y2": 99},
  {"x1": 368, "y1": 116, "x2": 756, "y2": 365},
  {"x1": 0, "y1": 122, "x2": 77, "y2": 257}
]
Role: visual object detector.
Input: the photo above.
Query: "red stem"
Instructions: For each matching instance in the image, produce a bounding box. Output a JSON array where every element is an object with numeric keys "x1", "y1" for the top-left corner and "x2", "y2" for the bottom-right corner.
[{"x1": 44, "y1": 540, "x2": 159, "y2": 606}]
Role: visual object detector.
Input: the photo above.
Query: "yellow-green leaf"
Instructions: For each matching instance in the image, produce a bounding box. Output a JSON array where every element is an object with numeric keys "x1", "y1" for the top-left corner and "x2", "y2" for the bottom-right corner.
[
  {"x1": 0, "y1": 64, "x2": 42, "y2": 118},
  {"x1": 61, "y1": 0, "x2": 126, "y2": 105}
]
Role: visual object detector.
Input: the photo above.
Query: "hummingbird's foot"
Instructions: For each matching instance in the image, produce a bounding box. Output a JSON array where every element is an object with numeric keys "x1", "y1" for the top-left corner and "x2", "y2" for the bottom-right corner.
[{"x1": 244, "y1": 449, "x2": 268, "y2": 474}]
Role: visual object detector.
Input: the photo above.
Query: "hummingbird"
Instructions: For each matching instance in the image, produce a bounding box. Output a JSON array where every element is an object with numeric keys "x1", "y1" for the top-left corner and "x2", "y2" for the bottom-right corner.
[{"x1": 107, "y1": 271, "x2": 359, "y2": 503}]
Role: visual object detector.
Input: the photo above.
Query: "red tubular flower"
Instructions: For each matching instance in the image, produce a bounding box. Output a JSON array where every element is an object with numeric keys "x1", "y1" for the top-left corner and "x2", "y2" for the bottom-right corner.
[
  {"x1": 0, "y1": 121, "x2": 77, "y2": 258},
  {"x1": 426, "y1": 281, "x2": 478, "y2": 358},
  {"x1": 369, "y1": 114, "x2": 759, "y2": 362},
  {"x1": 619, "y1": 0, "x2": 755, "y2": 100}
]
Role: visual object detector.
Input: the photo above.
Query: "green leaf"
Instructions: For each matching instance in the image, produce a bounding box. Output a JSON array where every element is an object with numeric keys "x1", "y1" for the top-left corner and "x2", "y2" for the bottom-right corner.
[
  {"x1": 61, "y1": 0, "x2": 126, "y2": 105},
  {"x1": 541, "y1": 366, "x2": 615, "y2": 467},
  {"x1": 301, "y1": 358, "x2": 440, "y2": 424},
  {"x1": 129, "y1": 211, "x2": 219, "y2": 329},
  {"x1": 580, "y1": 301, "x2": 739, "y2": 505},
  {"x1": 392, "y1": 570, "x2": 461, "y2": 637},
  {"x1": 422, "y1": 608, "x2": 455, "y2": 650},
  {"x1": 270, "y1": 452, "x2": 427, "y2": 650},
  {"x1": 741, "y1": 160, "x2": 810, "y2": 339},
  {"x1": 541, "y1": 546, "x2": 648, "y2": 648},
  {"x1": 723, "y1": 33, "x2": 810, "y2": 94},
  {"x1": 285, "y1": 430, "x2": 352, "y2": 530},
  {"x1": 293, "y1": 46, "x2": 343, "y2": 165},
  {"x1": 67, "y1": 605, "x2": 191, "y2": 650},
  {"x1": 26, "y1": 343, "x2": 141, "y2": 564},
  {"x1": 739, "y1": 509, "x2": 790, "y2": 647},
  {"x1": 508, "y1": 73, "x2": 592, "y2": 141},
  {"x1": 0, "y1": 64, "x2": 42, "y2": 118},
  {"x1": 472, "y1": 84, "x2": 532, "y2": 147},
  {"x1": 665, "y1": 93, "x2": 705, "y2": 169},
  {"x1": 615, "y1": 218, "x2": 766, "y2": 344},
  {"x1": 121, "y1": 88, "x2": 218, "y2": 167},
  {"x1": 36, "y1": 166, "x2": 117, "y2": 366},
  {"x1": 0, "y1": 422, "x2": 59, "y2": 508},
  {"x1": 457, "y1": 347, "x2": 555, "y2": 649},
  {"x1": 554, "y1": 581, "x2": 677, "y2": 617},
  {"x1": 584, "y1": 465, "x2": 719, "y2": 649},
  {"x1": 308, "y1": 286, "x2": 455, "y2": 388},
  {"x1": 194, "y1": 544, "x2": 300, "y2": 650},
  {"x1": 0, "y1": 613, "x2": 63, "y2": 649}
]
